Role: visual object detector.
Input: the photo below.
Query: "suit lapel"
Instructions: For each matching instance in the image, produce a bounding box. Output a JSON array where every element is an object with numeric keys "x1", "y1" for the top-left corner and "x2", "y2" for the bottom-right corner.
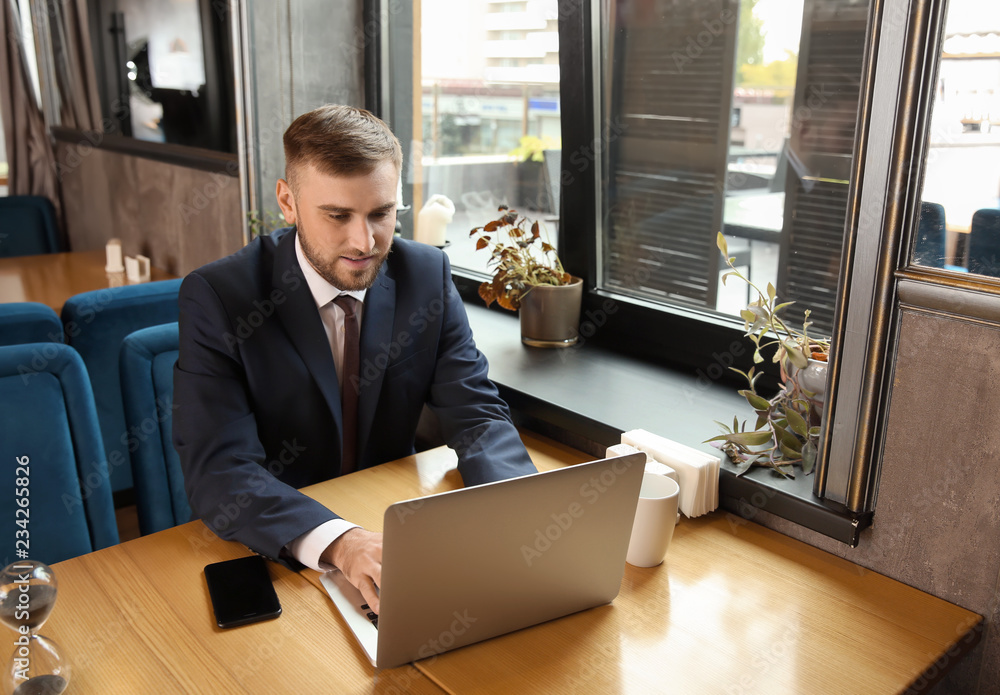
[
  {"x1": 357, "y1": 264, "x2": 395, "y2": 464},
  {"x1": 271, "y1": 230, "x2": 344, "y2": 435}
]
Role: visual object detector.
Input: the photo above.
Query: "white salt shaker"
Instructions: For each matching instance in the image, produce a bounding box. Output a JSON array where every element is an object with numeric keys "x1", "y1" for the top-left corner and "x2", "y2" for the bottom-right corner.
[{"x1": 105, "y1": 238, "x2": 124, "y2": 273}]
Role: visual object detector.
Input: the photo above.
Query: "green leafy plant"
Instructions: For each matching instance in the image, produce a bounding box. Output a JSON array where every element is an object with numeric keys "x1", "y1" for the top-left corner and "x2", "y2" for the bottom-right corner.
[
  {"x1": 705, "y1": 232, "x2": 830, "y2": 478},
  {"x1": 471, "y1": 205, "x2": 571, "y2": 310},
  {"x1": 508, "y1": 135, "x2": 559, "y2": 163},
  {"x1": 247, "y1": 209, "x2": 286, "y2": 238}
]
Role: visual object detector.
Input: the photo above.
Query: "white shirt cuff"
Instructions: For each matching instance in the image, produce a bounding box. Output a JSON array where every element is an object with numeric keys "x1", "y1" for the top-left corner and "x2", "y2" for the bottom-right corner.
[{"x1": 286, "y1": 519, "x2": 360, "y2": 571}]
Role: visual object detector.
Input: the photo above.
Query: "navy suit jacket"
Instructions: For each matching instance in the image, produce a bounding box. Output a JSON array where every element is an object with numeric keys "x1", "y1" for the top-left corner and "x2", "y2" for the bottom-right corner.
[{"x1": 173, "y1": 228, "x2": 536, "y2": 559}]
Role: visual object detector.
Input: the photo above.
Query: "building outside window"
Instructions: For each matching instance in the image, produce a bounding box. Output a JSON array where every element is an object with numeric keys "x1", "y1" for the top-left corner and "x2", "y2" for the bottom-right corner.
[{"x1": 398, "y1": 0, "x2": 561, "y2": 274}]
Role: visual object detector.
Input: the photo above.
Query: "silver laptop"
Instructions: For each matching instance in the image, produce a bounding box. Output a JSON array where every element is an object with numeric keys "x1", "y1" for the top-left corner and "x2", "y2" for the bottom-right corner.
[{"x1": 320, "y1": 452, "x2": 646, "y2": 669}]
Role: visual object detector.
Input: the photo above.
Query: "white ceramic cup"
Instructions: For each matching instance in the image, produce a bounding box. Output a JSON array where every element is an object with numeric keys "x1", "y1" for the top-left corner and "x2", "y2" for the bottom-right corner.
[{"x1": 626, "y1": 473, "x2": 680, "y2": 567}]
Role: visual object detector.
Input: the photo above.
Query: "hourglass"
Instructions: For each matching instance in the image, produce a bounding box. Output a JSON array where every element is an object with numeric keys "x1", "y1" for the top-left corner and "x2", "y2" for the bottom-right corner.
[{"x1": 0, "y1": 561, "x2": 69, "y2": 695}]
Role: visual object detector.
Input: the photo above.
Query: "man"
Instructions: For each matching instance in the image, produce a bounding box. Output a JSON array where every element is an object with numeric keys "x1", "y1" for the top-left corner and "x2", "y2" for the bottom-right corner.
[{"x1": 173, "y1": 105, "x2": 536, "y2": 614}]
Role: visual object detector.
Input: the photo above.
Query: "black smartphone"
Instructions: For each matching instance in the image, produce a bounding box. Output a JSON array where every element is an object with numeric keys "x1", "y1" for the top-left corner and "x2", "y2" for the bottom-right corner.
[{"x1": 204, "y1": 555, "x2": 282, "y2": 629}]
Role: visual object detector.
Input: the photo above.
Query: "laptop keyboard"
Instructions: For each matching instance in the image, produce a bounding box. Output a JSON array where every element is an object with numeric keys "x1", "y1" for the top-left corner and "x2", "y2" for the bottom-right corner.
[{"x1": 360, "y1": 604, "x2": 378, "y2": 630}]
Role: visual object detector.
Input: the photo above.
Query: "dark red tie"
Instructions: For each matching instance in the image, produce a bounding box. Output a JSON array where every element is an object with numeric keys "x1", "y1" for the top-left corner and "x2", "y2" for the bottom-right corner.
[{"x1": 333, "y1": 295, "x2": 360, "y2": 474}]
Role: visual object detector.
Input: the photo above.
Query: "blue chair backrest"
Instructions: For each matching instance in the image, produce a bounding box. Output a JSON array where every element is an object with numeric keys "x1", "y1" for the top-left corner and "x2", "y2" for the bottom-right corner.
[
  {"x1": 119, "y1": 323, "x2": 190, "y2": 535},
  {"x1": 62, "y1": 279, "x2": 182, "y2": 493},
  {"x1": 0, "y1": 196, "x2": 61, "y2": 257},
  {"x1": 0, "y1": 303, "x2": 64, "y2": 347},
  {"x1": 0, "y1": 343, "x2": 119, "y2": 563},
  {"x1": 969, "y1": 208, "x2": 1000, "y2": 277},
  {"x1": 913, "y1": 201, "x2": 946, "y2": 268}
]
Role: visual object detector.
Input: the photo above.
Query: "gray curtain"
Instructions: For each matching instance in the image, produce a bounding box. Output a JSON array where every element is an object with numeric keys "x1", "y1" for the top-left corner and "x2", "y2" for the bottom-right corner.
[
  {"x1": 44, "y1": 0, "x2": 102, "y2": 130},
  {"x1": 0, "y1": 0, "x2": 60, "y2": 207}
]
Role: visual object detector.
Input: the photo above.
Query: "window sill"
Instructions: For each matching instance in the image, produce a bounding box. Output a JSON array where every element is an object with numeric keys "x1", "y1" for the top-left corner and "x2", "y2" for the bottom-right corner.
[{"x1": 464, "y1": 301, "x2": 872, "y2": 546}]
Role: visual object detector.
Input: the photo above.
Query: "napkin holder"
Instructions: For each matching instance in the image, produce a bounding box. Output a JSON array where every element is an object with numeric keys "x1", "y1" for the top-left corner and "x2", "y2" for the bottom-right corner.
[
  {"x1": 620, "y1": 429, "x2": 720, "y2": 518},
  {"x1": 125, "y1": 254, "x2": 151, "y2": 283}
]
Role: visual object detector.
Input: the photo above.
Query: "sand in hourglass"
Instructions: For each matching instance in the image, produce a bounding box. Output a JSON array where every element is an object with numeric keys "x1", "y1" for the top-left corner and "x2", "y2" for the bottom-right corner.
[
  {"x1": 11, "y1": 674, "x2": 67, "y2": 695},
  {"x1": 0, "y1": 585, "x2": 58, "y2": 632}
]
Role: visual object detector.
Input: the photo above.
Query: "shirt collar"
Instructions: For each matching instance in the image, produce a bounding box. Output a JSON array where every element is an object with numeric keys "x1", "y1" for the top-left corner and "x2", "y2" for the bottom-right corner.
[{"x1": 294, "y1": 230, "x2": 368, "y2": 308}]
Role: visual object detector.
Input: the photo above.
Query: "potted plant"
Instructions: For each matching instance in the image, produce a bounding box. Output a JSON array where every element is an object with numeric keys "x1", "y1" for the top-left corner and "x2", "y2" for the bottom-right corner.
[
  {"x1": 471, "y1": 205, "x2": 582, "y2": 347},
  {"x1": 247, "y1": 209, "x2": 286, "y2": 239},
  {"x1": 705, "y1": 233, "x2": 830, "y2": 477}
]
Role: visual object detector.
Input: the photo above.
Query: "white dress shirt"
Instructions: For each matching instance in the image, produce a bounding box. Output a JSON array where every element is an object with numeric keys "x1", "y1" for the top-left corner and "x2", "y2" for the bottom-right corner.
[{"x1": 285, "y1": 234, "x2": 367, "y2": 570}]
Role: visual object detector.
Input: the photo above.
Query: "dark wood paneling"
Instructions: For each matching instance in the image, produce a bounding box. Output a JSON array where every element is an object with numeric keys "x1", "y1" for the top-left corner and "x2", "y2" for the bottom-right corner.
[{"x1": 55, "y1": 138, "x2": 242, "y2": 276}]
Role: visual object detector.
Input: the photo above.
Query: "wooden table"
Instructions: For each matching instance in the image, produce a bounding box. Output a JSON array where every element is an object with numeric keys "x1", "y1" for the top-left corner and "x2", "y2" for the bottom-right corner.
[
  {"x1": 0, "y1": 250, "x2": 177, "y2": 313},
  {"x1": 46, "y1": 515, "x2": 439, "y2": 693},
  {"x1": 47, "y1": 433, "x2": 981, "y2": 694}
]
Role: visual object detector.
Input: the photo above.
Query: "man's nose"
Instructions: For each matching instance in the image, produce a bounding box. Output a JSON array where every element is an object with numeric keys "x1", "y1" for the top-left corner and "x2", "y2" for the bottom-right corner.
[{"x1": 344, "y1": 217, "x2": 375, "y2": 254}]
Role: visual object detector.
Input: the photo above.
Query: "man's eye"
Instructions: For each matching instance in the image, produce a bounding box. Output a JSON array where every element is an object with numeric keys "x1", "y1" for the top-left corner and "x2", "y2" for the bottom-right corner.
[
  {"x1": 330, "y1": 214, "x2": 349, "y2": 221},
  {"x1": 370, "y1": 212, "x2": 388, "y2": 219}
]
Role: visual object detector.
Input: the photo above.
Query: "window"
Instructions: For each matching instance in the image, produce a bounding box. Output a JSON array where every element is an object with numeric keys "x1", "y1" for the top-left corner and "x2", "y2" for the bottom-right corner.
[
  {"x1": 911, "y1": 1, "x2": 1000, "y2": 277},
  {"x1": 595, "y1": 0, "x2": 869, "y2": 337},
  {"x1": 385, "y1": 0, "x2": 871, "y2": 369},
  {"x1": 387, "y1": 0, "x2": 561, "y2": 275}
]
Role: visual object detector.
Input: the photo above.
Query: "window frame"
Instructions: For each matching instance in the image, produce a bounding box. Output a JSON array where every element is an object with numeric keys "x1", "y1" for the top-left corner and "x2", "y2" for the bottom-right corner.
[{"x1": 824, "y1": 0, "x2": 1000, "y2": 512}]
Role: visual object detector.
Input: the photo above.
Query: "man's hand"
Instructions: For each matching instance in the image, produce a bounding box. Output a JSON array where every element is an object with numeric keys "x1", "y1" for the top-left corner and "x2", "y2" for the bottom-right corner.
[{"x1": 322, "y1": 528, "x2": 383, "y2": 613}]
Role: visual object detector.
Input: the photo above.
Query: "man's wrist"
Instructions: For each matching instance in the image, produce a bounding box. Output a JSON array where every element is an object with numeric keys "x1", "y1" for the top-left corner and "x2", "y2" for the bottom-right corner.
[
  {"x1": 321, "y1": 527, "x2": 361, "y2": 568},
  {"x1": 285, "y1": 519, "x2": 359, "y2": 570}
]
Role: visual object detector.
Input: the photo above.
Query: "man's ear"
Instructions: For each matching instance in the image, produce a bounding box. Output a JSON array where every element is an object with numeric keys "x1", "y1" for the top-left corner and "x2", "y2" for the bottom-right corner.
[{"x1": 276, "y1": 178, "x2": 297, "y2": 225}]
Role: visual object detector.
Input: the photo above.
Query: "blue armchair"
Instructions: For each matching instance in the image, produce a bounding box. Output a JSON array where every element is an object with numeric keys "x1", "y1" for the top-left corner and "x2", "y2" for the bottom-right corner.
[
  {"x1": 0, "y1": 343, "x2": 119, "y2": 563},
  {"x1": 0, "y1": 196, "x2": 61, "y2": 257},
  {"x1": 119, "y1": 323, "x2": 191, "y2": 535},
  {"x1": 969, "y1": 208, "x2": 1000, "y2": 277},
  {"x1": 62, "y1": 279, "x2": 182, "y2": 493},
  {"x1": 0, "y1": 302, "x2": 64, "y2": 347}
]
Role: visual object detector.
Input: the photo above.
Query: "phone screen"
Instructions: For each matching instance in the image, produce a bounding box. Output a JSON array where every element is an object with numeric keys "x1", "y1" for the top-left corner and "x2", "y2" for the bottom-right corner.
[{"x1": 204, "y1": 555, "x2": 282, "y2": 629}]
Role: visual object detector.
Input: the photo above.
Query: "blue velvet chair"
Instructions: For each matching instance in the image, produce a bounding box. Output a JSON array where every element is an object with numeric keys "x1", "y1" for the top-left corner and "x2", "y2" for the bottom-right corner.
[
  {"x1": 119, "y1": 323, "x2": 191, "y2": 535},
  {"x1": 968, "y1": 208, "x2": 1000, "y2": 277},
  {"x1": 913, "y1": 201, "x2": 946, "y2": 268},
  {"x1": 0, "y1": 343, "x2": 119, "y2": 563},
  {"x1": 0, "y1": 303, "x2": 64, "y2": 347},
  {"x1": 62, "y1": 279, "x2": 182, "y2": 493},
  {"x1": 0, "y1": 196, "x2": 61, "y2": 257}
]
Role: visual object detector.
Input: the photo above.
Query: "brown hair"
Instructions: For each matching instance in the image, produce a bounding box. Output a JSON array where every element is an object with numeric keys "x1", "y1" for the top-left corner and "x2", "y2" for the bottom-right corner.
[{"x1": 283, "y1": 105, "x2": 402, "y2": 188}]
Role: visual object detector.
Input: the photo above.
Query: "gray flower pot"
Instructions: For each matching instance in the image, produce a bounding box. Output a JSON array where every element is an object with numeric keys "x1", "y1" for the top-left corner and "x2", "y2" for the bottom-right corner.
[{"x1": 518, "y1": 277, "x2": 583, "y2": 348}]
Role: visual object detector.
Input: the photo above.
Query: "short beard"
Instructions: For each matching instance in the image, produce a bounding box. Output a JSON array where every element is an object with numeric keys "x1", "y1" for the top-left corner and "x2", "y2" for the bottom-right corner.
[{"x1": 297, "y1": 221, "x2": 390, "y2": 291}]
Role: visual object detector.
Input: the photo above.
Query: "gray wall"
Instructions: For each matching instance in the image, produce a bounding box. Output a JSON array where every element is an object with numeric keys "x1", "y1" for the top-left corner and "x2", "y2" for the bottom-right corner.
[
  {"x1": 246, "y1": 0, "x2": 364, "y2": 223},
  {"x1": 750, "y1": 302, "x2": 1000, "y2": 692}
]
